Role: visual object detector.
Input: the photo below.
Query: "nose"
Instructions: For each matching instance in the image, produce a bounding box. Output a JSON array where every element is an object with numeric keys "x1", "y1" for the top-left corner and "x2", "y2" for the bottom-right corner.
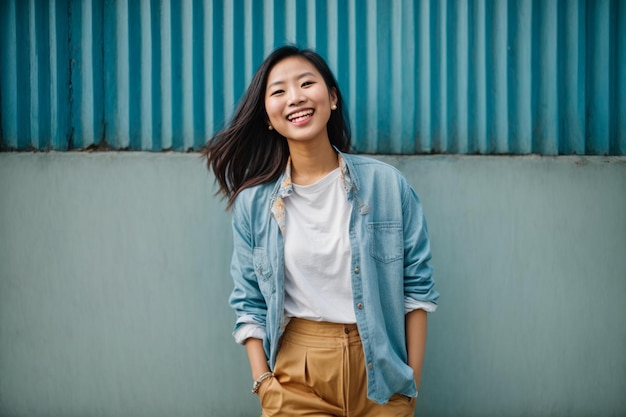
[{"x1": 287, "y1": 90, "x2": 306, "y2": 106}]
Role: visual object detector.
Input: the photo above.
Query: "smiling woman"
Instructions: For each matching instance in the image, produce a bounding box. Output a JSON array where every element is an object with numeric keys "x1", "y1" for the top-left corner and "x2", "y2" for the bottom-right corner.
[{"x1": 200, "y1": 45, "x2": 439, "y2": 417}]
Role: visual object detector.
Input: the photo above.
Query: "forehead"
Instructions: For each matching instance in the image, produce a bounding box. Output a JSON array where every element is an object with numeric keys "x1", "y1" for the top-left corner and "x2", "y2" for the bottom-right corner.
[{"x1": 266, "y1": 56, "x2": 322, "y2": 85}]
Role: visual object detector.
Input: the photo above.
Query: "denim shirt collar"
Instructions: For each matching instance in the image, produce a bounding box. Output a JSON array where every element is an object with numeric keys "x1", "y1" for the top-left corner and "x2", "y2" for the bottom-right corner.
[{"x1": 270, "y1": 147, "x2": 358, "y2": 234}]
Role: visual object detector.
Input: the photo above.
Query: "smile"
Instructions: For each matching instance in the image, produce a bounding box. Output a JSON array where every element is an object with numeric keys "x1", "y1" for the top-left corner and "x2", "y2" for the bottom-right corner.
[{"x1": 287, "y1": 109, "x2": 314, "y2": 124}]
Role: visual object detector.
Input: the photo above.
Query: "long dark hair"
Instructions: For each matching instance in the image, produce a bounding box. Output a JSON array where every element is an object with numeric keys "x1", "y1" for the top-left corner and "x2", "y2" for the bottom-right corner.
[{"x1": 201, "y1": 45, "x2": 351, "y2": 209}]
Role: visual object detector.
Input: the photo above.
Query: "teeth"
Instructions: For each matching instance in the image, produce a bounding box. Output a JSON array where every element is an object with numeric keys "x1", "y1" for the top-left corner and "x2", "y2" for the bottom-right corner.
[{"x1": 287, "y1": 110, "x2": 313, "y2": 121}]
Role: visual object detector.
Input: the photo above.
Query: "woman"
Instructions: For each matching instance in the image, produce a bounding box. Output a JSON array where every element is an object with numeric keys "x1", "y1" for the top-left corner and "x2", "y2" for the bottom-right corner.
[{"x1": 202, "y1": 45, "x2": 439, "y2": 416}]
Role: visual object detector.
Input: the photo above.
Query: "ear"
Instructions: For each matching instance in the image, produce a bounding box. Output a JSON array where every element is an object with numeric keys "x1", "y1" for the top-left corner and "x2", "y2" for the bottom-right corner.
[{"x1": 330, "y1": 87, "x2": 338, "y2": 108}]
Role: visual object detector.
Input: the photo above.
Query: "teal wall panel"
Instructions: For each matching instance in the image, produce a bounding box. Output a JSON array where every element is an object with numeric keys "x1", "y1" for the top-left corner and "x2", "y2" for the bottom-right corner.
[
  {"x1": 1, "y1": 153, "x2": 625, "y2": 416},
  {"x1": 1, "y1": 0, "x2": 625, "y2": 154}
]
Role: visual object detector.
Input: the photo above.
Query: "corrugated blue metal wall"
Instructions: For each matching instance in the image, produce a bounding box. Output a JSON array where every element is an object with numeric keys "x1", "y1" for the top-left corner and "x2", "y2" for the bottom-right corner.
[{"x1": 1, "y1": 0, "x2": 624, "y2": 154}]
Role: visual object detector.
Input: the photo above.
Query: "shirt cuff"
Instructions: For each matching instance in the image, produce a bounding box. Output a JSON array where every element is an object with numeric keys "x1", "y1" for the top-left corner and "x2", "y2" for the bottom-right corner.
[
  {"x1": 233, "y1": 323, "x2": 266, "y2": 344},
  {"x1": 404, "y1": 297, "x2": 437, "y2": 314}
]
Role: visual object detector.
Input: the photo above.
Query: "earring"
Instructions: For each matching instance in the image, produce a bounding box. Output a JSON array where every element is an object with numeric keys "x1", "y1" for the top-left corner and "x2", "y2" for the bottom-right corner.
[
  {"x1": 268, "y1": 125, "x2": 273, "y2": 130},
  {"x1": 331, "y1": 104, "x2": 337, "y2": 110}
]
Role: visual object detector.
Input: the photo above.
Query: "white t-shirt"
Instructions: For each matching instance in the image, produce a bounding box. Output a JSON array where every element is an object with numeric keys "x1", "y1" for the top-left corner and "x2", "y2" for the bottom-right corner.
[{"x1": 283, "y1": 167, "x2": 356, "y2": 323}]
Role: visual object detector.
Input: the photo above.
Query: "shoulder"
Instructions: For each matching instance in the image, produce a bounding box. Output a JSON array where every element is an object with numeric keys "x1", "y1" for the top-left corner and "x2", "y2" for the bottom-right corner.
[
  {"x1": 232, "y1": 181, "x2": 277, "y2": 218},
  {"x1": 343, "y1": 153, "x2": 407, "y2": 183},
  {"x1": 237, "y1": 181, "x2": 276, "y2": 201}
]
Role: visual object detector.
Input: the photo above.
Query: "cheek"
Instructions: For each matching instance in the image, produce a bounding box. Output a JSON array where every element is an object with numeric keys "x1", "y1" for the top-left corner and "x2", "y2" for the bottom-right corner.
[{"x1": 265, "y1": 101, "x2": 281, "y2": 122}]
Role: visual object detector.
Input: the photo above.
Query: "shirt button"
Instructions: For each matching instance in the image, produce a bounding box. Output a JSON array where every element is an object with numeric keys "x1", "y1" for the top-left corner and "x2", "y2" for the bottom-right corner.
[
  {"x1": 368, "y1": 362, "x2": 373, "y2": 370},
  {"x1": 357, "y1": 302, "x2": 364, "y2": 309},
  {"x1": 354, "y1": 266, "x2": 360, "y2": 274}
]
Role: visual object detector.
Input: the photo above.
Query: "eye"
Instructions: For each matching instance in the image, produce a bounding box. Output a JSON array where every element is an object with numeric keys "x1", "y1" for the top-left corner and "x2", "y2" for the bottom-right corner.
[
  {"x1": 270, "y1": 89, "x2": 284, "y2": 96},
  {"x1": 302, "y1": 81, "x2": 315, "y2": 88}
]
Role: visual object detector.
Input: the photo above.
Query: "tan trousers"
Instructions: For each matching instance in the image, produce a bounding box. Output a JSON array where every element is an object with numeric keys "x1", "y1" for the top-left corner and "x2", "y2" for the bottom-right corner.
[{"x1": 257, "y1": 318, "x2": 416, "y2": 417}]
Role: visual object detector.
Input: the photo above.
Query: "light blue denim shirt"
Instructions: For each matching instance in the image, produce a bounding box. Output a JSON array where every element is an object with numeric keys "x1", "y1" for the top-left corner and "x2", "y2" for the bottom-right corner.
[{"x1": 229, "y1": 150, "x2": 440, "y2": 404}]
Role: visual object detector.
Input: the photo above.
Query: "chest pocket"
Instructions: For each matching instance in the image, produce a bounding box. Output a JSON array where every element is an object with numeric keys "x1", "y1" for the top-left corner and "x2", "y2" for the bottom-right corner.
[
  {"x1": 253, "y1": 247, "x2": 275, "y2": 296},
  {"x1": 367, "y1": 222, "x2": 403, "y2": 263}
]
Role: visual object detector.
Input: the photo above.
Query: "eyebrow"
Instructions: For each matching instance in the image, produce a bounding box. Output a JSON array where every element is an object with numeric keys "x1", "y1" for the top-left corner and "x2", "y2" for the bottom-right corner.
[{"x1": 267, "y1": 71, "x2": 317, "y2": 89}]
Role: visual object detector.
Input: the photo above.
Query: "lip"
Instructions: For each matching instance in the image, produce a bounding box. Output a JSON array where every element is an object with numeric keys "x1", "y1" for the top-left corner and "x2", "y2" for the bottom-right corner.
[{"x1": 286, "y1": 108, "x2": 315, "y2": 125}]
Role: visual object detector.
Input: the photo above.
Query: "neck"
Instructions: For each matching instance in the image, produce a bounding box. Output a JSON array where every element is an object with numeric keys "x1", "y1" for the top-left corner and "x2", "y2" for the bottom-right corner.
[{"x1": 288, "y1": 141, "x2": 339, "y2": 186}]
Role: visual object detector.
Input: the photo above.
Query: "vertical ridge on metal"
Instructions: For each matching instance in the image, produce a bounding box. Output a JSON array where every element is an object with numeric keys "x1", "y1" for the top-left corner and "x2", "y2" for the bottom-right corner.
[{"x1": 0, "y1": 0, "x2": 624, "y2": 155}]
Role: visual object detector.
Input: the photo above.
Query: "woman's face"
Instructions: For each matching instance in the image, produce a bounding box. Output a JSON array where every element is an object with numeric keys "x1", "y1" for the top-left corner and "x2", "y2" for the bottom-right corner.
[{"x1": 264, "y1": 56, "x2": 337, "y2": 146}]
